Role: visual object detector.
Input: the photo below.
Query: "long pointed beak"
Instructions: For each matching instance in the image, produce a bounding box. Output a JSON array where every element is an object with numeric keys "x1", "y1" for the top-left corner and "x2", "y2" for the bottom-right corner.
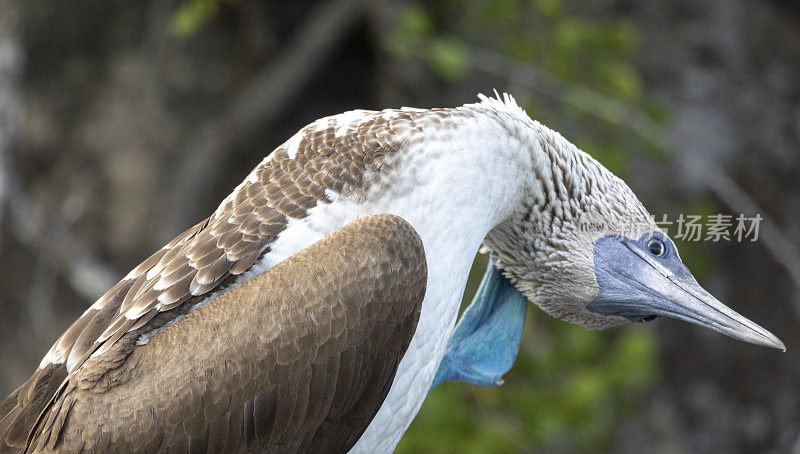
[
  {"x1": 638, "y1": 265, "x2": 785, "y2": 351},
  {"x1": 587, "y1": 235, "x2": 785, "y2": 351}
]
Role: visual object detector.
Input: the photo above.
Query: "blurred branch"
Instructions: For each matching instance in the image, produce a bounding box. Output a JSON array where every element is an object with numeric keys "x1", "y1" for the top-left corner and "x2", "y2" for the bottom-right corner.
[
  {"x1": 0, "y1": 0, "x2": 23, "y2": 247},
  {"x1": 25, "y1": 253, "x2": 60, "y2": 342},
  {"x1": 0, "y1": 1, "x2": 117, "y2": 305},
  {"x1": 470, "y1": 47, "x2": 666, "y2": 148},
  {"x1": 678, "y1": 152, "x2": 800, "y2": 296},
  {"x1": 162, "y1": 0, "x2": 369, "y2": 236},
  {"x1": 6, "y1": 188, "x2": 121, "y2": 301},
  {"x1": 448, "y1": 45, "x2": 800, "y2": 295}
]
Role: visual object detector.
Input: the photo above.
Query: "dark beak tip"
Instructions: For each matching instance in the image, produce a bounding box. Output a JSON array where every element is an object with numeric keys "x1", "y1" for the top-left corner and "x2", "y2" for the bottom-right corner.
[{"x1": 751, "y1": 330, "x2": 785, "y2": 352}]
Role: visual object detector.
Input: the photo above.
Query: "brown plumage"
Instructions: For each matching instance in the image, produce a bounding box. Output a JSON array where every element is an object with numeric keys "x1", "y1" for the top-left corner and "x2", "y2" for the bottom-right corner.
[
  {"x1": 0, "y1": 214, "x2": 427, "y2": 453},
  {"x1": 33, "y1": 110, "x2": 417, "y2": 383},
  {"x1": 0, "y1": 103, "x2": 489, "y2": 452}
]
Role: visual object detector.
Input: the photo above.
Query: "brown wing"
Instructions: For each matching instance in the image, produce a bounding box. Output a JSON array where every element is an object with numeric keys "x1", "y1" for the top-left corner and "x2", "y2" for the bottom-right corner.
[
  {"x1": 17, "y1": 214, "x2": 426, "y2": 453},
  {"x1": 40, "y1": 108, "x2": 414, "y2": 375},
  {"x1": 0, "y1": 108, "x2": 422, "y2": 451}
]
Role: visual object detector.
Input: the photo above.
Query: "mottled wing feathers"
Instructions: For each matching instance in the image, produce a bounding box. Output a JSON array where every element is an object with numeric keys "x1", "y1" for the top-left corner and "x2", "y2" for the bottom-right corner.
[
  {"x1": 39, "y1": 109, "x2": 414, "y2": 376},
  {"x1": 27, "y1": 214, "x2": 427, "y2": 453},
  {"x1": 0, "y1": 108, "x2": 426, "y2": 452},
  {"x1": 0, "y1": 363, "x2": 66, "y2": 451}
]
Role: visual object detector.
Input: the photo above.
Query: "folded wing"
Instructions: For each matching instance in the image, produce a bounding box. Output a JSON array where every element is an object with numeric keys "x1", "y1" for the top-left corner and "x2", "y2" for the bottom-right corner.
[{"x1": 2, "y1": 214, "x2": 426, "y2": 453}]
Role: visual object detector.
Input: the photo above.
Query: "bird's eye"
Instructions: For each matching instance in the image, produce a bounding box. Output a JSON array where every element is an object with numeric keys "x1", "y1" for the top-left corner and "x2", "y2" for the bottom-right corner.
[{"x1": 647, "y1": 238, "x2": 666, "y2": 256}]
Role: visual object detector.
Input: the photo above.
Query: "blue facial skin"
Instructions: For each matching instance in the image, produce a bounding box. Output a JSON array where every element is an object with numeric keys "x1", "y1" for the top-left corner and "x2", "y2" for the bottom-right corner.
[
  {"x1": 587, "y1": 232, "x2": 688, "y2": 322},
  {"x1": 431, "y1": 254, "x2": 528, "y2": 389},
  {"x1": 431, "y1": 231, "x2": 784, "y2": 393},
  {"x1": 586, "y1": 232, "x2": 783, "y2": 352}
]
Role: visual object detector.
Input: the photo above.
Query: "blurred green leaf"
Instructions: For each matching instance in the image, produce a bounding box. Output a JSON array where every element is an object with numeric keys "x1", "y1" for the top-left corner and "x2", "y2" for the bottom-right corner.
[
  {"x1": 399, "y1": 5, "x2": 435, "y2": 37},
  {"x1": 595, "y1": 61, "x2": 642, "y2": 100},
  {"x1": 383, "y1": 5, "x2": 433, "y2": 59},
  {"x1": 428, "y1": 38, "x2": 470, "y2": 81},
  {"x1": 475, "y1": 0, "x2": 523, "y2": 27},
  {"x1": 535, "y1": 0, "x2": 563, "y2": 18},
  {"x1": 171, "y1": 0, "x2": 221, "y2": 38},
  {"x1": 579, "y1": 140, "x2": 629, "y2": 176}
]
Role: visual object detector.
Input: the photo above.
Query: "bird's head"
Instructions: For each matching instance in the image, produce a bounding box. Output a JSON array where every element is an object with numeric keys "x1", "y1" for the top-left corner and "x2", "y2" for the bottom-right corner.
[{"x1": 483, "y1": 125, "x2": 784, "y2": 350}]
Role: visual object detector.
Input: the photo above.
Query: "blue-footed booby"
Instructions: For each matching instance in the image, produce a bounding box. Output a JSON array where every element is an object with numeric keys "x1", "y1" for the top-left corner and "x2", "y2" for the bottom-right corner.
[{"x1": 0, "y1": 93, "x2": 784, "y2": 453}]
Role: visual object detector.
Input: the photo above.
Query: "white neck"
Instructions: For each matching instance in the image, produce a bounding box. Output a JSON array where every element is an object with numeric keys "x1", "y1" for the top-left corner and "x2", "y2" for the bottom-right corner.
[
  {"x1": 338, "y1": 112, "x2": 535, "y2": 452},
  {"x1": 247, "y1": 107, "x2": 536, "y2": 452}
]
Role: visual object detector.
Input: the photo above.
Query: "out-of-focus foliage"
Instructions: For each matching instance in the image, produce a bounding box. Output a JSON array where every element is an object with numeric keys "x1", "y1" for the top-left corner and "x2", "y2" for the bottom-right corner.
[
  {"x1": 383, "y1": 0, "x2": 668, "y2": 170},
  {"x1": 172, "y1": 0, "x2": 235, "y2": 37},
  {"x1": 387, "y1": 1, "x2": 664, "y2": 451}
]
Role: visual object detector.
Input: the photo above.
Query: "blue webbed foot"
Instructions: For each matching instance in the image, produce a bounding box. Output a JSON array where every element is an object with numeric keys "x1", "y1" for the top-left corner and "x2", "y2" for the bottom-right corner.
[{"x1": 431, "y1": 254, "x2": 527, "y2": 389}]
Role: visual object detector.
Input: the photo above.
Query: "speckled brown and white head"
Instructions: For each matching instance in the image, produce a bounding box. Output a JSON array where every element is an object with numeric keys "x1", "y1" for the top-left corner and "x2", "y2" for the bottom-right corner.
[
  {"x1": 481, "y1": 117, "x2": 654, "y2": 329},
  {"x1": 474, "y1": 95, "x2": 782, "y2": 350}
]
